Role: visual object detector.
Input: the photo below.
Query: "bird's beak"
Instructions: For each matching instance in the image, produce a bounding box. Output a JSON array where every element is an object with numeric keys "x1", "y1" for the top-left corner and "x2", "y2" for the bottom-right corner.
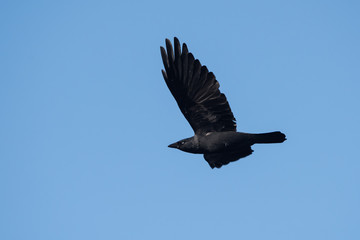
[{"x1": 168, "y1": 142, "x2": 178, "y2": 148}]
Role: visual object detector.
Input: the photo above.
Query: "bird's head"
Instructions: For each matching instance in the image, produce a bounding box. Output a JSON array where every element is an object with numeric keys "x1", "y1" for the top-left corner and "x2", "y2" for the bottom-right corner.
[{"x1": 168, "y1": 137, "x2": 197, "y2": 153}]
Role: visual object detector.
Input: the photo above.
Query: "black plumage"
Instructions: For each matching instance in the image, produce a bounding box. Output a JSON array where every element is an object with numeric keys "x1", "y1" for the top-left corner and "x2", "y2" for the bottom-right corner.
[{"x1": 161, "y1": 37, "x2": 286, "y2": 168}]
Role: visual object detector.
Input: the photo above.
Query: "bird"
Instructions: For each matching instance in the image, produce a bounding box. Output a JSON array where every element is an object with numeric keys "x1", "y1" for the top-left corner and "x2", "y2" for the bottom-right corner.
[{"x1": 160, "y1": 37, "x2": 286, "y2": 169}]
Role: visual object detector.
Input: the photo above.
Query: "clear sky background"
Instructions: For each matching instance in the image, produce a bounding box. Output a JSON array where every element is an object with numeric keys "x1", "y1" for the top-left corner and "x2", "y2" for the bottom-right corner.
[{"x1": 1, "y1": 0, "x2": 359, "y2": 239}]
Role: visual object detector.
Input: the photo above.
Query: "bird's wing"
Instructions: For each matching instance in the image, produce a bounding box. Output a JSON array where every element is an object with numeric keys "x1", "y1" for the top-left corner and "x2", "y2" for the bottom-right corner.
[
  {"x1": 204, "y1": 147, "x2": 253, "y2": 169},
  {"x1": 160, "y1": 37, "x2": 236, "y2": 134}
]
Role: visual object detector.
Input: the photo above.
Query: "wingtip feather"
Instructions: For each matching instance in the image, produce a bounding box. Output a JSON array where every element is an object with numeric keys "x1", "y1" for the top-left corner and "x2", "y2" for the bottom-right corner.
[
  {"x1": 165, "y1": 39, "x2": 174, "y2": 62},
  {"x1": 160, "y1": 46, "x2": 170, "y2": 70},
  {"x1": 182, "y1": 43, "x2": 188, "y2": 54},
  {"x1": 174, "y1": 37, "x2": 181, "y2": 57}
]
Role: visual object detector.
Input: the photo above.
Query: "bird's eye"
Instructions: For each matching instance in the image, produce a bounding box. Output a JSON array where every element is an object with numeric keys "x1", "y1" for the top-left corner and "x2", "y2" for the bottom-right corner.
[{"x1": 180, "y1": 141, "x2": 185, "y2": 145}]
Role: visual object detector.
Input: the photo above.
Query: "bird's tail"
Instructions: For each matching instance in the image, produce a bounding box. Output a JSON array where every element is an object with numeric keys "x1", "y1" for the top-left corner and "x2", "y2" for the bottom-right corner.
[{"x1": 251, "y1": 131, "x2": 286, "y2": 144}]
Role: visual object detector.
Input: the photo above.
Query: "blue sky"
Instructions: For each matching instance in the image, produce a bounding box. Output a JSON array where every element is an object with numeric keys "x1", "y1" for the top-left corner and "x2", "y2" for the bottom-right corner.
[{"x1": 1, "y1": 0, "x2": 359, "y2": 239}]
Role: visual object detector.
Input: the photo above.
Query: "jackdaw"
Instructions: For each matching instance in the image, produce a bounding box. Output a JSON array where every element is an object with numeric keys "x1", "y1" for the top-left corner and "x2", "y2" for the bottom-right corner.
[{"x1": 160, "y1": 37, "x2": 286, "y2": 168}]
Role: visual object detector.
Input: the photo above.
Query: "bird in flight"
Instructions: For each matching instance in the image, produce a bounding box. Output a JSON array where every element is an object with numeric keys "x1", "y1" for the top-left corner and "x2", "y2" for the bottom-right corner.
[{"x1": 160, "y1": 37, "x2": 286, "y2": 168}]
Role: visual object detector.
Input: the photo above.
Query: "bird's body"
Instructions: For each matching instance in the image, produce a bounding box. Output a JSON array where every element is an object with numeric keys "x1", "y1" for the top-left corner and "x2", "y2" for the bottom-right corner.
[
  {"x1": 172, "y1": 132, "x2": 252, "y2": 154},
  {"x1": 161, "y1": 37, "x2": 286, "y2": 168}
]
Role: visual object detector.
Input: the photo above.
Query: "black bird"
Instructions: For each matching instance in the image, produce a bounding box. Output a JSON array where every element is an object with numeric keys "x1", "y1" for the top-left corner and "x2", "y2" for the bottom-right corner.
[{"x1": 160, "y1": 37, "x2": 286, "y2": 168}]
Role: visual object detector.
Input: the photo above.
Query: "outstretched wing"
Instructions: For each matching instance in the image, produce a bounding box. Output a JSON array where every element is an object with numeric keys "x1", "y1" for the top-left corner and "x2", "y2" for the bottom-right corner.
[{"x1": 160, "y1": 37, "x2": 236, "y2": 134}]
